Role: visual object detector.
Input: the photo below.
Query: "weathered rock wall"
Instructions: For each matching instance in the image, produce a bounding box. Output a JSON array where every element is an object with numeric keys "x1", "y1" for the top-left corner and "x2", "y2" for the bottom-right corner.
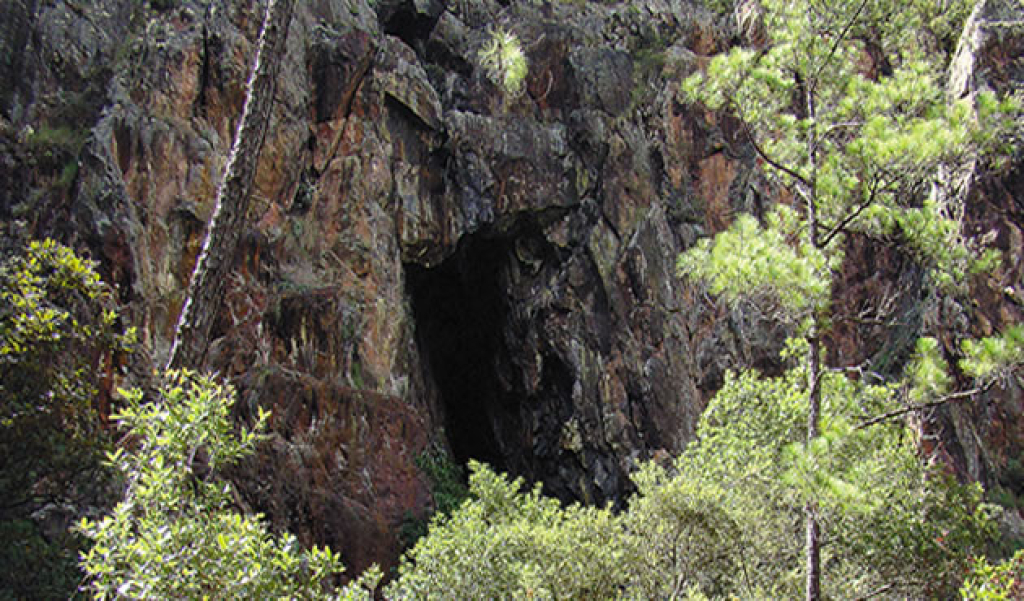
[
  {"x1": 3, "y1": 0, "x2": 769, "y2": 571},
  {"x1": 928, "y1": 0, "x2": 1024, "y2": 496},
  {"x1": 4, "y1": 0, "x2": 1023, "y2": 573}
]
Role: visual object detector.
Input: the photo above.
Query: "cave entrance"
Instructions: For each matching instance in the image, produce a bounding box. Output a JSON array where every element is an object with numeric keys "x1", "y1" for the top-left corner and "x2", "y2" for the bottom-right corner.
[{"x1": 405, "y1": 234, "x2": 516, "y2": 472}]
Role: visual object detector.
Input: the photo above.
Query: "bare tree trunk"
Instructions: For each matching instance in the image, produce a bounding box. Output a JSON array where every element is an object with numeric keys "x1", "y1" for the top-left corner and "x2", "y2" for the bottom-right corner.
[
  {"x1": 806, "y1": 333, "x2": 822, "y2": 601},
  {"x1": 167, "y1": 0, "x2": 295, "y2": 371},
  {"x1": 804, "y1": 85, "x2": 822, "y2": 601}
]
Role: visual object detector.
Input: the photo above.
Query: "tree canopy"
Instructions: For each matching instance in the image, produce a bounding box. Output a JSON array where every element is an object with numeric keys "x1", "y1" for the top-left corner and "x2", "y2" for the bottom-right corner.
[{"x1": 677, "y1": 0, "x2": 1017, "y2": 597}]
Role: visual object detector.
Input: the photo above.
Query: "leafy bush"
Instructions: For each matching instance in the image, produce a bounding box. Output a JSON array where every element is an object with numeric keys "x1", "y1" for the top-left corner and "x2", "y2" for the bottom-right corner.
[
  {"x1": 0, "y1": 239, "x2": 134, "y2": 598},
  {"x1": 390, "y1": 358, "x2": 998, "y2": 599},
  {"x1": 962, "y1": 550, "x2": 1024, "y2": 600},
  {"x1": 623, "y1": 465, "x2": 742, "y2": 598},
  {"x1": 643, "y1": 359, "x2": 998, "y2": 599},
  {"x1": 78, "y1": 370, "x2": 378, "y2": 599},
  {"x1": 388, "y1": 462, "x2": 626, "y2": 599}
]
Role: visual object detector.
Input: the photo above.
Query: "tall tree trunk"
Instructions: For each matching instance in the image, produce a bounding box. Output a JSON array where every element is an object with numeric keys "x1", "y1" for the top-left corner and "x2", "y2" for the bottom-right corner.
[
  {"x1": 806, "y1": 333, "x2": 822, "y2": 601},
  {"x1": 804, "y1": 85, "x2": 822, "y2": 601},
  {"x1": 167, "y1": 0, "x2": 295, "y2": 371}
]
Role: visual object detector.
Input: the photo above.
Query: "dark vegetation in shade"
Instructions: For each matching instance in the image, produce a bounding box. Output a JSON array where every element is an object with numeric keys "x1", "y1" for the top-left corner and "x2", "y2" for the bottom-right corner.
[{"x1": 0, "y1": 238, "x2": 134, "y2": 599}]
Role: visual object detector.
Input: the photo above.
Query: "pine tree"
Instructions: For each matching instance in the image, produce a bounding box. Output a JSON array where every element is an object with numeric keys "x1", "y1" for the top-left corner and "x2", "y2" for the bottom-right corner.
[{"x1": 679, "y1": 0, "x2": 1015, "y2": 598}]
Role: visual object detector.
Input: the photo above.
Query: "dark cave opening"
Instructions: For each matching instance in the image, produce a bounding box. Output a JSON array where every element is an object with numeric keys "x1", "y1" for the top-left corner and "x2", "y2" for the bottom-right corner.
[
  {"x1": 379, "y1": 0, "x2": 441, "y2": 54},
  {"x1": 405, "y1": 234, "x2": 516, "y2": 472}
]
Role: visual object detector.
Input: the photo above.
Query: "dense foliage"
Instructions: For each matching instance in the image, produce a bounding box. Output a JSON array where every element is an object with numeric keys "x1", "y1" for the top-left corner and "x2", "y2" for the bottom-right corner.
[
  {"x1": 636, "y1": 353, "x2": 996, "y2": 599},
  {"x1": 962, "y1": 549, "x2": 1024, "y2": 600},
  {"x1": 71, "y1": 366, "x2": 999, "y2": 598},
  {"x1": 677, "y1": 0, "x2": 1017, "y2": 596},
  {"x1": 78, "y1": 370, "x2": 378, "y2": 599},
  {"x1": 388, "y1": 365, "x2": 996, "y2": 598},
  {"x1": 0, "y1": 239, "x2": 134, "y2": 599},
  {"x1": 388, "y1": 462, "x2": 625, "y2": 599}
]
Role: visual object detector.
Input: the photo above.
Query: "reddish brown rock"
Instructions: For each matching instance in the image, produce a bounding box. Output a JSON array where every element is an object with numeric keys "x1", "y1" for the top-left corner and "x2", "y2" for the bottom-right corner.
[{"x1": 8, "y1": 0, "x2": 1024, "y2": 576}]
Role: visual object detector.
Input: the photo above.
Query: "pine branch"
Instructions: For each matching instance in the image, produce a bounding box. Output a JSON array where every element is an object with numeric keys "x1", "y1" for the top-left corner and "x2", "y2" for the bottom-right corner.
[
  {"x1": 856, "y1": 384, "x2": 992, "y2": 429},
  {"x1": 810, "y1": 0, "x2": 871, "y2": 87},
  {"x1": 818, "y1": 180, "x2": 879, "y2": 248},
  {"x1": 733, "y1": 108, "x2": 813, "y2": 189}
]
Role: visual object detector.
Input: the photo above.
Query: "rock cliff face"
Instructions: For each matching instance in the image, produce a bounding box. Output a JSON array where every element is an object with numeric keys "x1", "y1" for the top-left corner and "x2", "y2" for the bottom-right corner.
[
  {"x1": 927, "y1": 0, "x2": 1024, "y2": 500},
  {"x1": 2, "y1": 0, "x2": 1022, "y2": 573}
]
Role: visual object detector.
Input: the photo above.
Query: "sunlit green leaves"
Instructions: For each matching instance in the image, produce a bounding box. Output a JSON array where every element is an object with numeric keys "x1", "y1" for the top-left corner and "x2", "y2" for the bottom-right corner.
[
  {"x1": 666, "y1": 359, "x2": 995, "y2": 598},
  {"x1": 907, "y1": 336, "x2": 951, "y2": 403},
  {"x1": 682, "y1": 47, "x2": 764, "y2": 113},
  {"x1": 109, "y1": 372, "x2": 267, "y2": 483},
  {"x1": 388, "y1": 462, "x2": 626, "y2": 600},
  {"x1": 681, "y1": 0, "x2": 1016, "y2": 292},
  {"x1": 625, "y1": 463, "x2": 742, "y2": 598},
  {"x1": 678, "y1": 208, "x2": 833, "y2": 320},
  {"x1": 897, "y1": 198, "x2": 978, "y2": 291},
  {"x1": 79, "y1": 371, "x2": 374, "y2": 600},
  {"x1": 961, "y1": 326, "x2": 1024, "y2": 384},
  {"x1": 961, "y1": 549, "x2": 1024, "y2": 600}
]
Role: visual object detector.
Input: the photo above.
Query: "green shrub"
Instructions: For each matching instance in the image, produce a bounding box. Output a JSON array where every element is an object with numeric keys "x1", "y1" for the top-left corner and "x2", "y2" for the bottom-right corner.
[
  {"x1": 78, "y1": 370, "x2": 379, "y2": 599},
  {"x1": 0, "y1": 239, "x2": 134, "y2": 599},
  {"x1": 388, "y1": 462, "x2": 625, "y2": 599},
  {"x1": 478, "y1": 29, "x2": 528, "y2": 96},
  {"x1": 390, "y1": 364, "x2": 998, "y2": 599},
  {"x1": 962, "y1": 550, "x2": 1024, "y2": 600}
]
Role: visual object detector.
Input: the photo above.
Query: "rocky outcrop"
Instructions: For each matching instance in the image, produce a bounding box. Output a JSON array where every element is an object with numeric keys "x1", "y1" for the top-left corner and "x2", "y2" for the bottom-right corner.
[
  {"x1": 928, "y1": 0, "x2": 1024, "y2": 494},
  {"x1": 2, "y1": 0, "x2": 762, "y2": 571},
  {"x1": 6, "y1": 0, "x2": 1023, "y2": 574}
]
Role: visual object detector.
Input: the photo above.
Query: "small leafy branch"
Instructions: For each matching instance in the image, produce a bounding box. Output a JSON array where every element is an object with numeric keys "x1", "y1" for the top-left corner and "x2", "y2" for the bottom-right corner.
[{"x1": 78, "y1": 370, "x2": 378, "y2": 599}]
